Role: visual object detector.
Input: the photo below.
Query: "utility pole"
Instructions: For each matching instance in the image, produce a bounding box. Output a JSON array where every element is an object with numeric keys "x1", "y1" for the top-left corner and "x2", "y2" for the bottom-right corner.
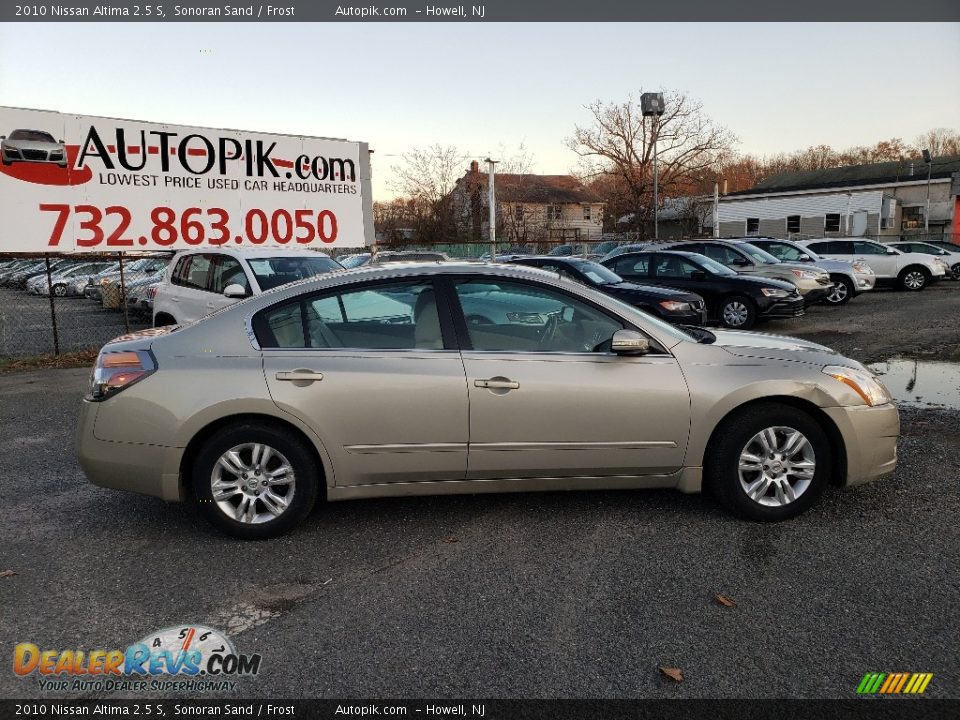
[
  {"x1": 485, "y1": 158, "x2": 499, "y2": 261},
  {"x1": 640, "y1": 92, "x2": 665, "y2": 242},
  {"x1": 922, "y1": 149, "x2": 932, "y2": 235},
  {"x1": 713, "y1": 182, "x2": 720, "y2": 238}
]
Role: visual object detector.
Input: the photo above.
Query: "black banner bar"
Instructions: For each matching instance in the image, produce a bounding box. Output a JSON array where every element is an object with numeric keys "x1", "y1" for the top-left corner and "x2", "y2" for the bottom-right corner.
[
  {"x1": 1, "y1": 699, "x2": 959, "y2": 720},
  {"x1": 2, "y1": 0, "x2": 959, "y2": 22}
]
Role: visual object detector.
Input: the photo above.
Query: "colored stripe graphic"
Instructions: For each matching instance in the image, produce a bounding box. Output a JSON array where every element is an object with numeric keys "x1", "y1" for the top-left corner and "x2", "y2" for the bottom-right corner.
[{"x1": 857, "y1": 672, "x2": 933, "y2": 694}]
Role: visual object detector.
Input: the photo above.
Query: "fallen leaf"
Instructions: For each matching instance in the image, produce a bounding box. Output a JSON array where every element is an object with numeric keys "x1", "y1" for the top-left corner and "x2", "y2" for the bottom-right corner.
[
  {"x1": 659, "y1": 666, "x2": 684, "y2": 683},
  {"x1": 442, "y1": 536, "x2": 459, "y2": 544},
  {"x1": 714, "y1": 593, "x2": 736, "y2": 607},
  {"x1": 0, "y1": 570, "x2": 16, "y2": 578}
]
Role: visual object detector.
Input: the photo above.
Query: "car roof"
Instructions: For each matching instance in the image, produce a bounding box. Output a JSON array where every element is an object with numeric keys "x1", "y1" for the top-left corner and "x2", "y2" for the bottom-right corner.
[{"x1": 170, "y1": 248, "x2": 331, "y2": 259}]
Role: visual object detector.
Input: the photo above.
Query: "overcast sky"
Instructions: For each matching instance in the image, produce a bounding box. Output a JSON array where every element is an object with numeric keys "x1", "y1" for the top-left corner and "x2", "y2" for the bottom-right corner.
[{"x1": 1, "y1": 22, "x2": 958, "y2": 198}]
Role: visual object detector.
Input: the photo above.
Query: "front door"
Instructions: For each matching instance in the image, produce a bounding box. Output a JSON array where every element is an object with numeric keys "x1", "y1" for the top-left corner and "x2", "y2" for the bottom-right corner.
[
  {"x1": 258, "y1": 278, "x2": 469, "y2": 486},
  {"x1": 450, "y1": 277, "x2": 690, "y2": 480}
]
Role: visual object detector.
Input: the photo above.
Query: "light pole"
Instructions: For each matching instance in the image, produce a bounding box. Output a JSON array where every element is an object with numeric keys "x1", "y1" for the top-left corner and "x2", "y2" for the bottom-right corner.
[
  {"x1": 485, "y1": 158, "x2": 499, "y2": 261},
  {"x1": 640, "y1": 93, "x2": 666, "y2": 241},
  {"x1": 922, "y1": 149, "x2": 932, "y2": 235}
]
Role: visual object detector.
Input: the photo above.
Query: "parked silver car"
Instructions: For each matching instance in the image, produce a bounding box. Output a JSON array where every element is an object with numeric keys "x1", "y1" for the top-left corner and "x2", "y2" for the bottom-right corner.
[{"x1": 77, "y1": 263, "x2": 899, "y2": 539}]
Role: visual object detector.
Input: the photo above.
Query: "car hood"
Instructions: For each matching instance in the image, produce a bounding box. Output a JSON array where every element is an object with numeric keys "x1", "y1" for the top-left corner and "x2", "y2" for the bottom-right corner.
[
  {"x1": 606, "y1": 282, "x2": 703, "y2": 302},
  {"x1": 713, "y1": 329, "x2": 852, "y2": 366}
]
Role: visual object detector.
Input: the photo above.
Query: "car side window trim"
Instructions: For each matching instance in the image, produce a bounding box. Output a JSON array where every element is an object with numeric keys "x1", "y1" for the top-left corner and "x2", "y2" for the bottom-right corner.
[
  {"x1": 444, "y1": 274, "x2": 671, "y2": 357},
  {"x1": 250, "y1": 275, "x2": 460, "y2": 352}
]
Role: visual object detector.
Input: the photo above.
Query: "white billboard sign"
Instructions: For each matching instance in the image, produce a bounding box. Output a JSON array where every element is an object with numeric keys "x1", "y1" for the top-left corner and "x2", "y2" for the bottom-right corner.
[{"x1": 0, "y1": 107, "x2": 374, "y2": 252}]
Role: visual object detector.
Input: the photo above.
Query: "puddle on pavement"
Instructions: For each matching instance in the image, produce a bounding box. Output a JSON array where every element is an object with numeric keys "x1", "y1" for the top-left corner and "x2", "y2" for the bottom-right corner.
[{"x1": 867, "y1": 358, "x2": 960, "y2": 410}]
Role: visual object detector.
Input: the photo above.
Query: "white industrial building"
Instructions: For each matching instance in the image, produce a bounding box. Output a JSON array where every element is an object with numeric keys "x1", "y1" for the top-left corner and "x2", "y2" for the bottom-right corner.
[{"x1": 716, "y1": 157, "x2": 960, "y2": 241}]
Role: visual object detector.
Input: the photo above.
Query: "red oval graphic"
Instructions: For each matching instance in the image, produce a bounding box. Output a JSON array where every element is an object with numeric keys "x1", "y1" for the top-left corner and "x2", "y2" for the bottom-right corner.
[{"x1": 0, "y1": 145, "x2": 92, "y2": 186}]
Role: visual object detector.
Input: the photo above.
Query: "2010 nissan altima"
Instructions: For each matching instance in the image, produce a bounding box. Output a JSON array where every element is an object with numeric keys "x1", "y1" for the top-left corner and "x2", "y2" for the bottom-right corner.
[{"x1": 76, "y1": 263, "x2": 899, "y2": 539}]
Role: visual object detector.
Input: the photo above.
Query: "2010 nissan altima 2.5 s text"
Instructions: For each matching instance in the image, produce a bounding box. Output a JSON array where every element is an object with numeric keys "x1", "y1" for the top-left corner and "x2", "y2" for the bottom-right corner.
[{"x1": 76, "y1": 263, "x2": 899, "y2": 539}]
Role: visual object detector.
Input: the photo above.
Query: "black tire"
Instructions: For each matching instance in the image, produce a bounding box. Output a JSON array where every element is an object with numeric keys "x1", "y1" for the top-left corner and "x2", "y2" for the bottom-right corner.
[
  {"x1": 52, "y1": 283, "x2": 67, "y2": 297},
  {"x1": 824, "y1": 276, "x2": 854, "y2": 305},
  {"x1": 897, "y1": 266, "x2": 929, "y2": 291},
  {"x1": 951, "y1": 263, "x2": 960, "y2": 281},
  {"x1": 719, "y1": 295, "x2": 756, "y2": 329},
  {"x1": 193, "y1": 422, "x2": 320, "y2": 540},
  {"x1": 705, "y1": 403, "x2": 832, "y2": 522}
]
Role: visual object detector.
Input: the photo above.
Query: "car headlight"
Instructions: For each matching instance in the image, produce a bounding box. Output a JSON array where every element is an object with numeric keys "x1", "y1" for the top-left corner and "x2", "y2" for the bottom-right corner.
[
  {"x1": 790, "y1": 269, "x2": 817, "y2": 280},
  {"x1": 852, "y1": 262, "x2": 872, "y2": 274},
  {"x1": 659, "y1": 300, "x2": 692, "y2": 312},
  {"x1": 823, "y1": 365, "x2": 892, "y2": 406},
  {"x1": 761, "y1": 287, "x2": 790, "y2": 297}
]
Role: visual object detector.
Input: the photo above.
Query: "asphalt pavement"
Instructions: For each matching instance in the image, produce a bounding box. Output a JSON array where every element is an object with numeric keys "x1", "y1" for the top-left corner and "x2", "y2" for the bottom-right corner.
[{"x1": 1, "y1": 364, "x2": 958, "y2": 700}]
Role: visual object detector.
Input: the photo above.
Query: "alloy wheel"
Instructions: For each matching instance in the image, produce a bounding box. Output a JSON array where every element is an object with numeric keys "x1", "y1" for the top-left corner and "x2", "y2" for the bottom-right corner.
[
  {"x1": 827, "y1": 282, "x2": 848, "y2": 303},
  {"x1": 737, "y1": 426, "x2": 816, "y2": 507},
  {"x1": 210, "y1": 443, "x2": 296, "y2": 524},
  {"x1": 903, "y1": 271, "x2": 926, "y2": 290},
  {"x1": 722, "y1": 301, "x2": 749, "y2": 327}
]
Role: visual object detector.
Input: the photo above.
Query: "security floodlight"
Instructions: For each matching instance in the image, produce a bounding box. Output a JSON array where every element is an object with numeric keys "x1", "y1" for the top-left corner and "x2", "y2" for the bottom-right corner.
[
  {"x1": 640, "y1": 92, "x2": 665, "y2": 117},
  {"x1": 922, "y1": 149, "x2": 932, "y2": 164}
]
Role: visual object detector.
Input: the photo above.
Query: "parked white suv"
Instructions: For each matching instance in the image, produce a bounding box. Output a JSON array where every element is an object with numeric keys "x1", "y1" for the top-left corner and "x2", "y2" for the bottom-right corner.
[
  {"x1": 153, "y1": 248, "x2": 343, "y2": 326},
  {"x1": 798, "y1": 239, "x2": 947, "y2": 291}
]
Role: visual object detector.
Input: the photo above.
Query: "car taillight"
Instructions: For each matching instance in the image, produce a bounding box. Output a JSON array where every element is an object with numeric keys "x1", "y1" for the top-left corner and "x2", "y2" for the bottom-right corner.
[{"x1": 89, "y1": 349, "x2": 156, "y2": 401}]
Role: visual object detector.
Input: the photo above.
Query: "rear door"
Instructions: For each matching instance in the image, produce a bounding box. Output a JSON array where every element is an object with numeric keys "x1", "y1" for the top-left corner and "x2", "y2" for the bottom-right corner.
[
  {"x1": 167, "y1": 253, "x2": 217, "y2": 324},
  {"x1": 259, "y1": 277, "x2": 468, "y2": 486}
]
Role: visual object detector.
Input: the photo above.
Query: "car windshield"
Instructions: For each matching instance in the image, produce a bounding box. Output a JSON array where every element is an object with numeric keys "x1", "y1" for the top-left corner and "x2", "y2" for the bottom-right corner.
[
  {"x1": 9, "y1": 129, "x2": 57, "y2": 142},
  {"x1": 339, "y1": 254, "x2": 371, "y2": 269},
  {"x1": 693, "y1": 255, "x2": 737, "y2": 276},
  {"x1": 576, "y1": 261, "x2": 623, "y2": 285},
  {"x1": 247, "y1": 256, "x2": 341, "y2": 290},
  {"x1": 738, "y1": 243, "x2": 782, "y2": 264}
]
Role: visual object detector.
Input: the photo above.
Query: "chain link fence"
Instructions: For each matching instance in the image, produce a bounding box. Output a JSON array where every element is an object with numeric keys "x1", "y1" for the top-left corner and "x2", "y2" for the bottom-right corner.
[{"x1": 0, "y1": 252, "x2": 172, "y2": 359}]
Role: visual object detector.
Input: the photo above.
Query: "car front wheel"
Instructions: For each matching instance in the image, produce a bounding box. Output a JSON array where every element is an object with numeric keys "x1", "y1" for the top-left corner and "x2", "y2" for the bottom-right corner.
[
  {"x1": 824, "y1": 276, "x2": 854, "y2": 305},
  {"x1": 898, "y1": 266, "x2": 929, "y2": 291},
  {"x1": 951, "y1": 263, "x2": 960, "y2": 281},
  {"x1": 705, "y1": 403, "x2": 831, "y2": 521},
  {"x1": 720, "y1": 295, "x2": 756, "y2": 329},
  {"x1": 194, "y1": 422, "x2": 320, "y2": 539}
]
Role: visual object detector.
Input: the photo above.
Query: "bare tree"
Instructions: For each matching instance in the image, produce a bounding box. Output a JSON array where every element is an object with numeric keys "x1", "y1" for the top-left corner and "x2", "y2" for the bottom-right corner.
[
  {"x1": 388, "y1": 145, "x2": 467, "y2": 243},
  {"x1": 568, "y1": 90, "x2": 737, "y2": 237},
  {"x1": 912, "y1": 128, "x2": 960, "y2": 157}
]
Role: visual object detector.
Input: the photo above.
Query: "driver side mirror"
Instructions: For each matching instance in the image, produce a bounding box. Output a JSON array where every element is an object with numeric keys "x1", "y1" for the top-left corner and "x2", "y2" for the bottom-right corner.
[
  {"x1": 798, "y1": 253, "x2": 812, "y2": 262},
  {"x1": 731, "y1": 258, "x2": 750, "y2": 266},
  {"x1": 690, "y1": 270, "x2": 707, "y2": 281},
  {"x1": 561, "y1": 306, "x2": 575, "y2": 323},
  {"x1": 886, "y1": 248, "x2": 898, "y2": 255},
  {"x1": 223, "y1": 283, "x2": 249, "y2": 299},
  {"x1": 611, "y1": 329, "x2": 650, "y2": 355}
]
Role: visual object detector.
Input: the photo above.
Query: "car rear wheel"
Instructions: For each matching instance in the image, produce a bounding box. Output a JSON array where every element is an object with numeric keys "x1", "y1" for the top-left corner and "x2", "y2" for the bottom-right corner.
[
  {"x1": 824, "y1": 276, "x2": 854, "y2": 305},
  {"x1": 951, "y1": 263, "x2": 960, "y2": 281},
  {"x1": 898, "y1": 266, "x2": 929, "y2": 291},
  {"x1": 705, "y1": 403, "x2": 831, "y2": 521},
  {"x1": 194, "y1": 422, "x2": 320, "y2": 540},
  {"x1": 720, "y1": 295, "x2": 756, "y2": 329},
  {"x1": 52, "y1": 283, "x2": 67, "y2": 297}
]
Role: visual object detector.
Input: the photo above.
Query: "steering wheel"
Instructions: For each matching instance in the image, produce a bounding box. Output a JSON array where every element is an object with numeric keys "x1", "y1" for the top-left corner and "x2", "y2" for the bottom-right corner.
[{"x1": 539, "y1": 312, "x2": 560, "y2": 349}]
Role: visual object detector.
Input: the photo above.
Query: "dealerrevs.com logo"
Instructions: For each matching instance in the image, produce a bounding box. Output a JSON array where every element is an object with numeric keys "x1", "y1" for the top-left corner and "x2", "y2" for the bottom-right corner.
[{"x1": 13, "y1": 625, "x2": 261, "y2": 693}]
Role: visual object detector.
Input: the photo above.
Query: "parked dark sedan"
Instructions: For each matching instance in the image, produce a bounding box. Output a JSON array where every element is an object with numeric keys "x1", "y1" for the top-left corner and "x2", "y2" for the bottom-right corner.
[
  {"x1": 505, "y1": 256, "x2": 707, "y2": 325},
  {"x1": 602, "y1": 250, "x2": 804, "y2": 329}
]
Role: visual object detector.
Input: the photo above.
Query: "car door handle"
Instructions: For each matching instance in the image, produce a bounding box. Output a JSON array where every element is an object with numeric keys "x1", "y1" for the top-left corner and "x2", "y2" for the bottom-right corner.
[
  {"x1": 475, "y1": 378, "x2": 519, "y2": 390},
  {"x1": 276, "y1": 371, "x2": 324, "y2": 382}
]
